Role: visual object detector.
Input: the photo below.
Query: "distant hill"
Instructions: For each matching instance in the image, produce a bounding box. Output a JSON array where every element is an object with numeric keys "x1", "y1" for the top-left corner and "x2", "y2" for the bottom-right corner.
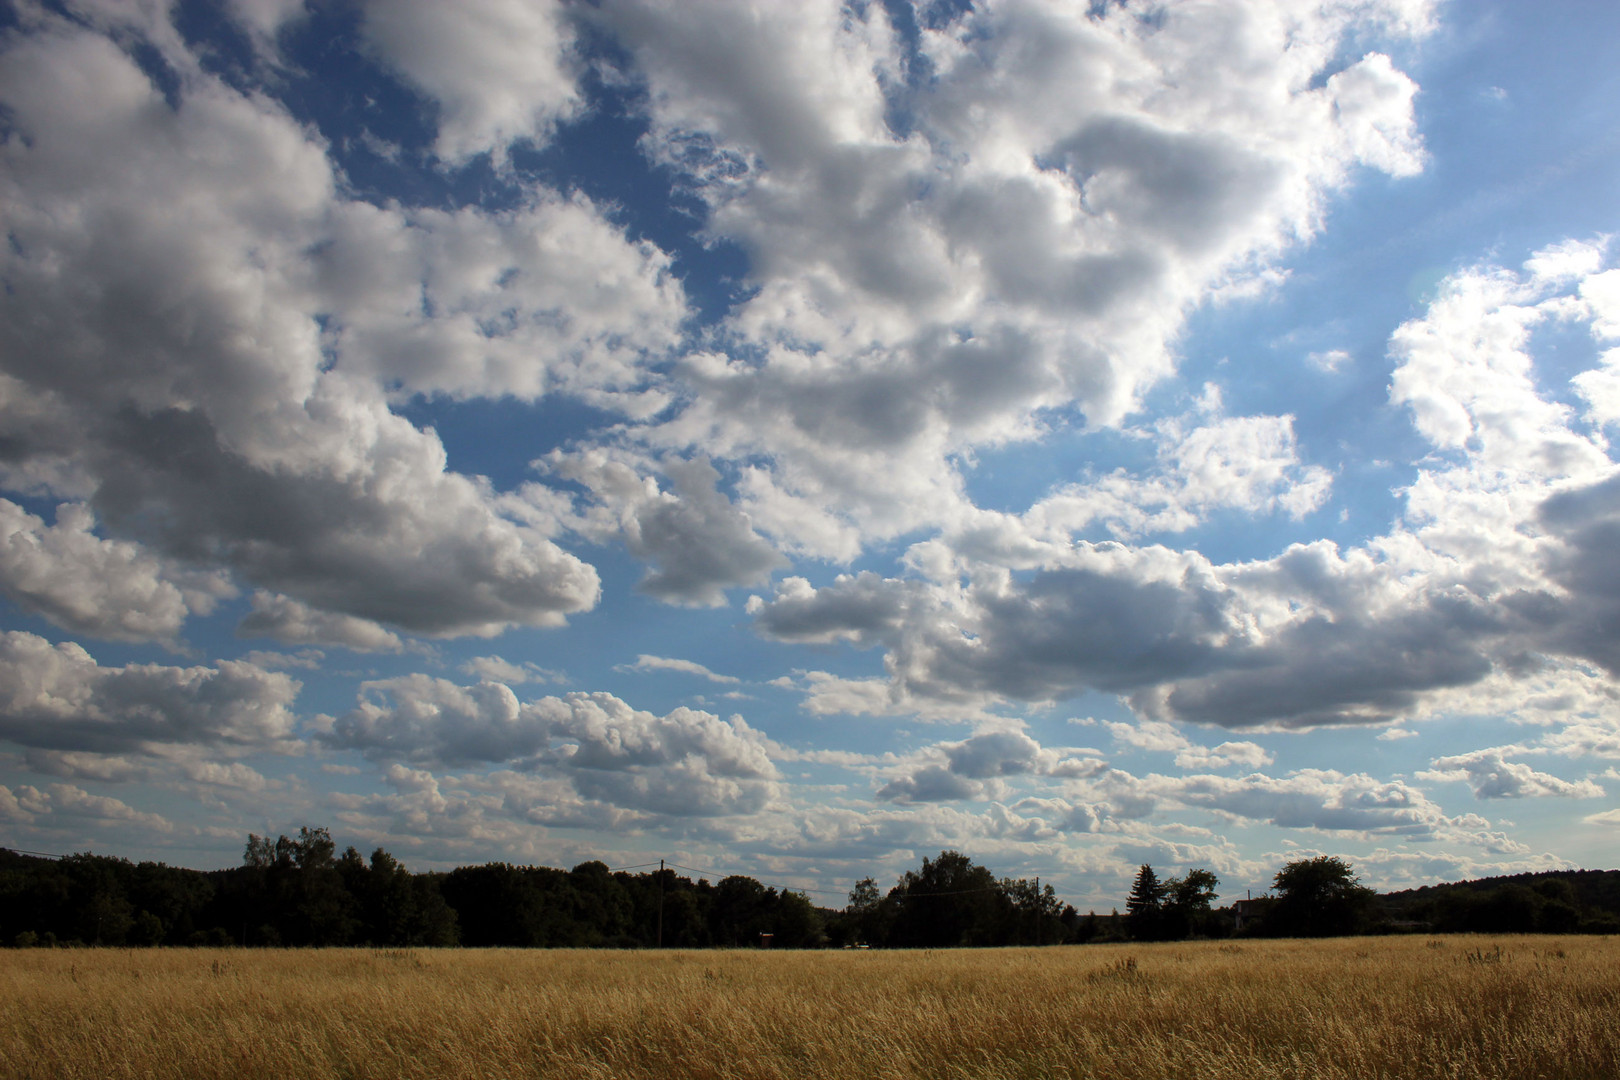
[{"x1": 1375, "y1": 869, "x2": 1620, "y2": 934}]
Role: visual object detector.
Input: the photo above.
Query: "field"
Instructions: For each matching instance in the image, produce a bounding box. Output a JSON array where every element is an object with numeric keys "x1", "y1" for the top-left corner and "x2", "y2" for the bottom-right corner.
[{"x1": 2, "y1": 937, "x2": 1616, "y2": 1080}]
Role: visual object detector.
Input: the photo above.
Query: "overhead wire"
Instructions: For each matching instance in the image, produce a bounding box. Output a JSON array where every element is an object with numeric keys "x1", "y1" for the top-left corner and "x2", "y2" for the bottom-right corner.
[{"x1": 665, "y1": 861, "x2": 848, "y2": 898}]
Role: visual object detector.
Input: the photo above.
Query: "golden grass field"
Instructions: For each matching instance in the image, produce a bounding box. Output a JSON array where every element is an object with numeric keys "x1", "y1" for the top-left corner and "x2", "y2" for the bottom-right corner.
[{"x1": 2, "y1": 936, "x2": 1616, "y2": 1080}]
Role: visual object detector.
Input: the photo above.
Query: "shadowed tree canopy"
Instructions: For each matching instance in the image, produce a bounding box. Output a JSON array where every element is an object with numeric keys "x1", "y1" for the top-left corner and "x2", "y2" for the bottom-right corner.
[
  {"x1": 1270, "y1": 856, "x2": 1375, "y2": 938},
  {"x1": 884, "y1": 851, "x2": 1010, "y2": 948},
  {"x1": 1125, "y1": 864, "x2": 1219, "y2": 941}
]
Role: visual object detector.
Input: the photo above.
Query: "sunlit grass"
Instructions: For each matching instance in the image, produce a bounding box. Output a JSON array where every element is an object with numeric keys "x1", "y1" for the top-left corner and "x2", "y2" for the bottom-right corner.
[{"x1": 3, "y1": 936, "x2": 1616, "y2": 1079}]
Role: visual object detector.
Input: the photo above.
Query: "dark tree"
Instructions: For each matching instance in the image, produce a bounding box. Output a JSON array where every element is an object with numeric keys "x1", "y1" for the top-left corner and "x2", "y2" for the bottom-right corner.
[
  {"x1": 830, "y1": 876, "x2": 889, "y2": 947},
  {"x1": 1270, "y1": 856, "x2": 1374, "y2": 937},
  {"x1": 770, "y1": 889, "x2": 825, "y2": 948},
  {"x1": 338, "y1": 847, "x2": 458, "y2": 946},
  {"x1": 1162, "y1": 868, "x2": 1219, "y2": 939},
  {"x1": 710, "y1": 875, "x2": 772, "y2": 946},
  {"x1": 129, "y1": 860, "x2": 213, "y2": 944},
  {"x1": 567, "y1": 861, "x2": 633, "y2": 945},
  {"x1": 441, "y1": 863, "x2": 587, "y2": 946},
  {"x1": 998, "y1": 876, "x2": 1066, "y2": 945},
  {"x1": 1125, "y1": 864, "x2": 1167, "y2": 941},
  {"x1": 886, "y1": 851, "x2": 1010, "y2": 948}
]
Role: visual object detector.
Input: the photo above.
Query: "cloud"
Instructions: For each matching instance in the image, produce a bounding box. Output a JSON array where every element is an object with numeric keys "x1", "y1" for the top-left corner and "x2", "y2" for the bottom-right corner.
[
  {"x1": 862, "y1": 734, "x2": 1481, "y2": 847},
  {"x1": 1387, "y1": 259, "x2": 1604, "y2": 475},
  {"x1": 748, "y1": 573, "x2": 919, "y2": 647},
  {"x1": 326, "y1": 763, "x2": 643, "y2": 850},
  {"x1": 1023, "y1": 403, "x2": 1334, "y2": 541},
  {"x1": 1010, "y1": 796, "x2": 1104, "y2": 837},
  {"x1": 749, "y1": 553, "x2": 1246, "y2": 714},
  {"x1": 550, "y1": 452, "x2": 785, "y2": 606},
  {"x1": 237, "y1": 592, "x2": 404, "y2": 653},
  {"x1": 944, "y1": 732, "x2": 1047, "y2": 779},
  {"x1": 360, "y1": 0, "x2": 582, "y2": 163},
  {"x1": 587, "y1": 0, "x2": 1433, "y2": 560},
  {"x1": 1108, "y1": 720, "x2": 1192, "y2": 754},
  {"x1": 241, "y1": 649, "x2": 325, "y2": 671},
  {"x1": 320, "y1": 193, "x2": 687, "y2": 403},
  {"x1": 1163, "y1": 768, "x2": 1481, "y2": 840},
  {"x1": 0, "y1": 3, "x2": 1446, "y2": 659},
  {"x1": 1308, "y1": 349, "x2": 1352, "y2": 373},
  {"x1": 0, "y1": 15, "x2": 641, "y2": 639},
  {"x1": 1542, "y1": 713, "x2": 1620, "y2": 761},
  {"x1": 0, "y1": 631, "x2": 302, "y2": 758},
  {"x1": 10, "y1": 748, "x2": 280, "y2": 797},
  {"x1": 1537, "y1": 473, "x2": 1620, "y2": 673},
  {"x1": 0, "y1": 781, "x2": 173, "y2": 833},
  {"x1": 748, "y1": 541, "x2": 1499, "y2": 731},
  {"x1": 1173, "y1": 741, "x2": 1274, "y2": 771},
  {"x1": 322, "y1": 676, "x2": 545, "y2": 765},
  {"x1": 322, "y1": 678, "x2": 778, "y2": 816},
  {"x1": 626, "y1": 655, "x2": 740, "y2": 684},
  {"x1": 460, "y1": 655, "x2": 551, "y2": 685},
  {"x1": 0, "y1": 499, "x2": 233, "y2": 645},
  {"x1": 876, "y1": 765, "x2": 978, "y2": 804},
  {"x1": 1323, "y1": 52, "x2": 1425, "y2": 177},
  {"x1": 793, "y1": 672, "x2": 915, "y2": 719},
  {"x1": 874, "y1": 729, "x2": 1106, "y2": 803},
  {"x1": 735, "y1": 241, "x2": 1620, "y2": 740},
  {"x1": 1352, "y1": 846, "x2": 1576, "y2": 892},
  {"x1": 224, "y1": 0, "x2": 310, "y2": 52},
  {"x1": 1420, "y1": 747, "x2": 1604, "y2": 799},
  {"x1": 894, "y1": 554, "x2": 1237, "y2": 703},
  {"x1": 1144, "y1": 597, "x2": 1500, "y2": 729}
]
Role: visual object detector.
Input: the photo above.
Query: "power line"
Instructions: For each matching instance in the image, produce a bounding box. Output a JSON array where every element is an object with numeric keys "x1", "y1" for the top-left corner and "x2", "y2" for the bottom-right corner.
[
  {"x1": 896, "y1": 885, "x2": 1008, "y2": 898},
  {"x1": 665, "y1": 861, "x2": 848, "y2": 899}
]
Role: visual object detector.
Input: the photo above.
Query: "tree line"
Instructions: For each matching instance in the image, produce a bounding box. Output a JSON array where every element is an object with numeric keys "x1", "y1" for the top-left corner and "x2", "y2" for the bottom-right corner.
[
  {"x1": 0, "y1": 828, "x2": 824, "y2": 949},
  {"x1": 0, "y1": 833, "x2": 1068, "y2": 949},
  {"x1": 1379, "y1": 869, "x2": 1620, "y2": 935},
  {"x1": 1117, "y1": 855, "x2": 1388, "y2": 940},
  {"x1": 4, "y1": 832, "x2": 1617, "y2": 948},
  {"x1": 1118, "y1": 856, "x2": 1620, "y2": 940}
]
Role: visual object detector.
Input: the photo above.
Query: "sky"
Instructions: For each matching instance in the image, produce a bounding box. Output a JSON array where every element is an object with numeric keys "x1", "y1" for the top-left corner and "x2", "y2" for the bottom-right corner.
[{"x1": 1, "y1": 0, "x2": 1618, "y2": 911}]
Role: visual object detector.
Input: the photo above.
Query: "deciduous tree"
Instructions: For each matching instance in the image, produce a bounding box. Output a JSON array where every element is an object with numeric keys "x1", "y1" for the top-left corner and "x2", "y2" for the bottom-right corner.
[{"x1": 1270, "y1": 856, "x2": 1374, "y2": 937}]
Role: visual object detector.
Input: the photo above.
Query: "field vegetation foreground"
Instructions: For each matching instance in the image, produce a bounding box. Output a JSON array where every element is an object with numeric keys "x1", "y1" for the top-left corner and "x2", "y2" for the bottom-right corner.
[{"x1": 3, "y1": 936, "x2": 1617, "y2": 1080}]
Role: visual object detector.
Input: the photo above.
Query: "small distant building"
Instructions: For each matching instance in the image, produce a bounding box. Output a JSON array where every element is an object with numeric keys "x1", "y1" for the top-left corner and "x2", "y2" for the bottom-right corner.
[
  {"x1": 1233, "y1": 899, "x2": 1267, "y2": 933},
  {"x1": 758, "y1": 932, "x2": 774, "y2": 948}
]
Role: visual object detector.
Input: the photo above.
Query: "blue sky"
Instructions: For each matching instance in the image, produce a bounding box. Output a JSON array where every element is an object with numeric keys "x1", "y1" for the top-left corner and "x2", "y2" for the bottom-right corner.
[{"x1": 2, "y1": 0, "x2": 1618, "y2": 910}]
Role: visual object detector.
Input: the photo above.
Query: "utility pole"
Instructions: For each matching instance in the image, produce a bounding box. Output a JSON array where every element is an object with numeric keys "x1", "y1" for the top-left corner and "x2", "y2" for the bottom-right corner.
[
  {"x1": 656, "y1": 858, "x2": 665, "y2": 949},
  {"x1": 1034, "y1": 877, "x2": 1040, "y2": 947}
]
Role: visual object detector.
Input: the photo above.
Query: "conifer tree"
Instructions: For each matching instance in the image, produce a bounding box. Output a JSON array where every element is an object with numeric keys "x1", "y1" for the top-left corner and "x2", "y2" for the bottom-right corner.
[{"x1": 1125, "y1": 864, "x2": 1167, "y2": 941}]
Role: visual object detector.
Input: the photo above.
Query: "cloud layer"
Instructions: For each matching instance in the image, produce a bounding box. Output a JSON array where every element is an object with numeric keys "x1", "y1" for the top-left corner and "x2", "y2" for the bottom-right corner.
[{"x1": 0, "y1": 0, "x2": 1612, "y2": 901}]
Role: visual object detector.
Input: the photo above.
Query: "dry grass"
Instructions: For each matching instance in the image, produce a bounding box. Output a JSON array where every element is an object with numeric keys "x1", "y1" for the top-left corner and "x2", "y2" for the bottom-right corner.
[{"x1": 2, "y1": 936, "x2": 1616, "y2": 1079}]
